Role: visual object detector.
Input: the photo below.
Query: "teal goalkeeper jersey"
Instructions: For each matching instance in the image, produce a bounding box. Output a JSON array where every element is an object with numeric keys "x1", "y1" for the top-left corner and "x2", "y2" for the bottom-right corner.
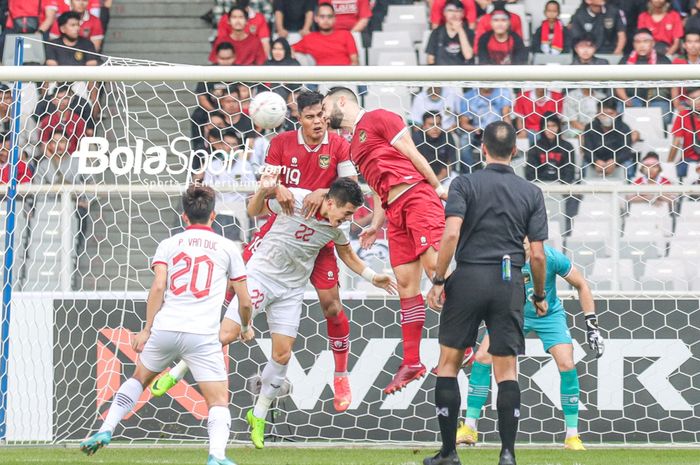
[{"x1": 522, "y1": 245, "x2": 573, "y2": 319}]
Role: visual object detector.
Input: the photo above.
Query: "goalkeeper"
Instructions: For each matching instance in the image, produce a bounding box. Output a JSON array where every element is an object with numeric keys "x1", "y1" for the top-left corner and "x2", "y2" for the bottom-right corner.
[{"x1": 457, "y1": 239, "x2": 604, "y2": 451}]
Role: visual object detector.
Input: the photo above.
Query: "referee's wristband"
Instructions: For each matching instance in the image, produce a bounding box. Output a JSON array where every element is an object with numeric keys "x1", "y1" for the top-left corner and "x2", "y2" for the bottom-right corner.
[
  {"x1": 435, "y1": 185, "x2": 447, "y2": 197},
  {"x1": 531, "y1": 293, "x2": 546, "y2": 303},
  {"x1": 361, "y1": 267, "x2": 377, "y2": 283}
]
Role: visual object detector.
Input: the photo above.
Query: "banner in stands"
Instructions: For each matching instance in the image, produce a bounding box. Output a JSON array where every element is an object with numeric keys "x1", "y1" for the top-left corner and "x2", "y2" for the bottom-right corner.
[{"x1": 53, "y1": 298, "x2": 699, "y2": 443}]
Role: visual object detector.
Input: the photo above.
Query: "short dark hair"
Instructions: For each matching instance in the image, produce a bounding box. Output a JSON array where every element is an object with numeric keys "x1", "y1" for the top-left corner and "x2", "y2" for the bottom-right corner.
[
  {"x1": 545, "y1": 0, "x2": 560, "y2": 10},
  {"x1": 634, "y1": 28, "x2": 654, "y2": 39},
  {"x1": 684, "y1": 31, "x2": 700, "y2": 40},
  {"x1": 235, "y1": 0, "x2": 250, "y2": 8},
  {"x1": 444, "y1": 0, "x2": 464, "y2": 10},
  {"x1": 222, "y1": 128, "x2": 241, "y2": 142},
  {"x1": 573, "y1": 34, "x2": 596, "y2": 48},
  {"x1": 182, "y1": 184, "x2": 216, "y2": 224},
  {"x1": 643, "y1": 151, "x2": 660, "y2": 162},
  {"x1": 325, "y1": 86, "x2": 358, "y2": 103},
  {"x1": 318, "y1": 2, "x2": 335, "y2": 14},
  {"x1": 328, "y1": 177, "x2": 364, "y2": 208},
  {"x1": 482, "y1": 121, "x2": 516, "y2": 159},
  {"x1": 296, "y1": 90, "x2": 323, "y2": 113},
  {"x1": 422, "y1": 111, "x2": 441, "y2": 124},
  {"x1": 209, "y1": 110, "x2": 227, "y2": 122},
  {"x1": 600, "y1": 96, "x2": 619, "y2": 112},
  {"x1": 58, "y1": 11, "x2": 81, "y2": 28},
  {"x1": 228, "y1": 6, "x2": 248, "y2": 19},
  {"x1": 685, "y1": 87, "x2": 700, "y2": 96},
  {"x1": 207, "y1": 127, "x2": 223, "y2": 142},
  {"x1": 215, "y1": 42, "x2": 235, "y2": 54}
]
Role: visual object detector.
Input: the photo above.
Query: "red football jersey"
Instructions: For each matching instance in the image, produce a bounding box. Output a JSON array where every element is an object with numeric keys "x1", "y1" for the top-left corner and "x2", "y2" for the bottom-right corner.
[
  {"x1": 265, "y1": 129, "x2": 356, "y2": 190},
  {"x1": 50, "y1": 10, "x2": 104, "y2": 39},
  {"x1": 350, "y1": 109, "x2": 424, "y2": 207}
]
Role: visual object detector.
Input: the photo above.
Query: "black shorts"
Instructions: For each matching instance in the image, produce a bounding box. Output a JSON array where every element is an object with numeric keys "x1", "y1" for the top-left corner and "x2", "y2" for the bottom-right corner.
[{"x1": 438, "y1": 264, "x2": 525, "y2": 356}]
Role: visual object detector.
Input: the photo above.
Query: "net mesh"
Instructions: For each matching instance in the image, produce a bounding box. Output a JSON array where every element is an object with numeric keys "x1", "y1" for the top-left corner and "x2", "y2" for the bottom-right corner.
[{"x1": 2, "y1": 54, "x2": 699, "y2": 444}]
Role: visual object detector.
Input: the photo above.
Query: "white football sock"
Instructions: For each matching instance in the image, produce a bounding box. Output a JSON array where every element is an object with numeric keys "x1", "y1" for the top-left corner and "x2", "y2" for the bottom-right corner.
[
  {"x1": 99, "y1": 378, "x2": 143, "y2": 433},
  {"x1": 566, "y1": 426, "x2": 579, "y2": 439},
  {"x1": 169, "y1": 360, "x2": 190, "y2": 381},
  {"x1": 465, "y1": 418, "x2": 477, "y2": 430},
  {"x1": 207, "y1": 405, "x2": 231, "y2": 460},
  {"x1": 253, "y1": 359, "x2": 288, "y2": 419}
]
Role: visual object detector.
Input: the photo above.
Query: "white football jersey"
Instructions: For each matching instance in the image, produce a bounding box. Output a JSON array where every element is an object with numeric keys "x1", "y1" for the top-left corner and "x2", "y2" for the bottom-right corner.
[
  {"x1": 151, "y1": 224, "x2": 246, "y2": 335},
  {"x1": 247, "y1": 188, "x2": 349, "y2": 289}
]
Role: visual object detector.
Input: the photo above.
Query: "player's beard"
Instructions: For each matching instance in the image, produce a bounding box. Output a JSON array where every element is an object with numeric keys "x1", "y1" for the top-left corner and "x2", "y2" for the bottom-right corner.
[{"x1": 328, "y1": 104, "x2": 344, "y2": 130}]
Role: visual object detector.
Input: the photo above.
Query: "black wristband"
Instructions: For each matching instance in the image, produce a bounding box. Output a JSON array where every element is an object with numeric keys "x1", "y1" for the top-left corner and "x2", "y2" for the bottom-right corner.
[
  {"x1": 585, "y1": 314, "x2": 598, "y2": 329},
  {"x1": 433, "y1": 276, "x2": 446, "y2": 286},
  {"x1": 531, "y1": 293, "x2": 545, "y2": 303}
]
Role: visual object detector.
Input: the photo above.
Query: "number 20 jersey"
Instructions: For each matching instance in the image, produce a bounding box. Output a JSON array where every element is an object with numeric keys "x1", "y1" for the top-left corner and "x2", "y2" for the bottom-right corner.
[
  {"x1": 247, "y1": 188, "x2": 350, "y2": 290},
  {"x1": 151, "y1": 224, "x2": 246, "y2": 335}
]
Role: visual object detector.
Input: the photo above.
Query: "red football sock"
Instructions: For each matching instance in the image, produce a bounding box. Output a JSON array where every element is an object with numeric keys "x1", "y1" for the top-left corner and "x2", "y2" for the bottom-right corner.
[
  {"x1": 400, "y1": 294, "x2": 426, "y2": 366},
  {"x1": 326, "y1": 310, "x2": 350, "y2": 373}
]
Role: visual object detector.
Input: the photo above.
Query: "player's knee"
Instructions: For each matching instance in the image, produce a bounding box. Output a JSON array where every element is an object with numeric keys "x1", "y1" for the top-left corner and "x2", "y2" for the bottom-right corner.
[
  {"x1": 271, "y1": 348, "x2": 292, "y2": 365},
  {"x1": 556, "y1": 358, "x2": 575, "y2": 372},
  {"x1": 474, "y1": 349, "x2": 493, "y2": 365},
  {"x1": 321, "y1": 298, "x2": 342, "y2": 318}
]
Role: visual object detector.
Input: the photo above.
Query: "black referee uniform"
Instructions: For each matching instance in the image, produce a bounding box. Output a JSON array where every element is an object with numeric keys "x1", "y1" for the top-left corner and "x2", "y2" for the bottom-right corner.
[
  {"x1": 440, "y1": 164, "x2": 548, "y2": 354},
  {"x1": 425, "y1": 121, "x2": 549, "y2": 465}
]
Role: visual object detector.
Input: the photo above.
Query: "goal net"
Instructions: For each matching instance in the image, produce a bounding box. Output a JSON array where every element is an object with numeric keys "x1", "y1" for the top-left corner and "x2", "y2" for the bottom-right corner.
[{"x1": 1, "y1": 57, "x2": 698, "y2": 445}]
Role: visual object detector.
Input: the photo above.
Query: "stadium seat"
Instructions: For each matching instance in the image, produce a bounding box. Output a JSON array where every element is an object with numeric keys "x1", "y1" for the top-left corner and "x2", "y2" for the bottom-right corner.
[
  {"x1": 417, "y1": 29, "x2": 432, "y2": 65},
  {"x1": 294, "y1": 52, "x2": 316, "y2": 67},
  {"x1": 668, "y1": 240, "x2": 700, "y2": 281},
  {"x1": 385, "y1": 4, "x2": 428, "y2": 25},
  {"x1": 626, "y1": 203, "x2": 673, "y2": 236},
  {"x1": 532, "y1": 53, "x2": 573, "y2": 65},
  {"x1": 352, "y1": 31, "x2": 367, "y2": 66},
  {"x1": 364, "y1": 85, "x2": 412, "y2": 118},
  {"x1": 678, "y1": 198, "x2": 700, "y2": 223},
  {"x1": 640, "y1": 258, "x2": 689, "y2": 291},
  {"x1": 622, "y1": 107, "x2": 665, "y2": 140},
  {"x1": 565, "y1": 220, "x2": 612, "y2": 271},
  {"x1": 3, "y1": 33, "x2": 45, "y2": 65},
  {"x1": 673, "y1": 220, "x2": 700, "y2": 239},
  {"x1": 376, "y1": 51, "x2": 417, "y2": 66},
  {"x1": 589, "y1": 258, "x2": 637, "y2": 291},
  {"x1": 576, "y1": 198, "x2": 617, "y2": 221},
  {"x1": 596, "y1": 53, "x2": 620, "y2": 64},
  {"x1": 382, "y1": 21, "x2": 428, "y2": 44},
  {"x1": 505, "y1": 4, "x2": 530, "y2": 46},
  {"x1": 547, "y1": 220, "x2": 563, "y2": 252},
  {"x1": 620, "y1": 219, "x2": 665, "y2": 277},
  {"x1": 559, "y1": 5, "x2": 578, "y2": 25},
  {"x1": 524, "y1": 0, "x2": 545, "y2": 30},
  {"x1": 370, "y1": 31, "x2": 414, "y2": 65}
]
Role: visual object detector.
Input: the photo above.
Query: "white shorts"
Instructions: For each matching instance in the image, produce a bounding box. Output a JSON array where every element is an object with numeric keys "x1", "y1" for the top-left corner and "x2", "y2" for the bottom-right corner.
[
  {"x1": 139, "y1": 329, "x2": 227, "y2": 382},
  {"x1": 223, "y1": 274, "x2": 304, "y2": 338}
]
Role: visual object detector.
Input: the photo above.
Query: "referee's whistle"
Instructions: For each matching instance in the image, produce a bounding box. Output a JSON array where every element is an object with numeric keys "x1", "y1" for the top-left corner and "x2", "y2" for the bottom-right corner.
[{"x1": 502, "y1": 255, "x2": 511, "y2": 281}]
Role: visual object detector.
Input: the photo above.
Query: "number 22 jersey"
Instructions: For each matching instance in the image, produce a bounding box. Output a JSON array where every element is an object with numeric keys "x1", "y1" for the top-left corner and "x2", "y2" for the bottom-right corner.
[
  {"x1": 247, "y1": 188, "x2": 350, "y2": 289},
  {"x1": 150, "y1": 224, "x2": 246, "y2": 335}
]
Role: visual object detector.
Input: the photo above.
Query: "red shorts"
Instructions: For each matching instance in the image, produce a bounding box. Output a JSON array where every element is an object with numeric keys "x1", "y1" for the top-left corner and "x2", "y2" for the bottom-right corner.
[
  {"x1": 243, "y1": 214, "x2": 339, "y2": 289},
  {"x1": 385, "y1": 182, "x2": 445, "y2": 267}
]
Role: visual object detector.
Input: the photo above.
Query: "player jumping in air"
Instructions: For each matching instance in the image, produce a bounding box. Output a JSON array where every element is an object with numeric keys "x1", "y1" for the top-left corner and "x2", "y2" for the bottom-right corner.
[
  {"x1": 322, "y1": 87, "x2": 447, "y2": 394},
  {"x1": 230, "y1": 175, "x2": 396, "y2": 449},
  {"x1": 457, "y1": 239, "x2": 604, "y2": 451},
  {"x1": 151, "y1": 90, "x2": 359, "y2": 412},
  {"x1": 79, "y1": 185, "x2": 252, "y2": 465}
]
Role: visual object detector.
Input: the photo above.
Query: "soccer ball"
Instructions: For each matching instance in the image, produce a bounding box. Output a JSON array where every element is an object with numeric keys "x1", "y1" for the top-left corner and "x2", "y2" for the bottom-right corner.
[{"x1": 249, "y1": 91, "x2": 287, "y2": 129}]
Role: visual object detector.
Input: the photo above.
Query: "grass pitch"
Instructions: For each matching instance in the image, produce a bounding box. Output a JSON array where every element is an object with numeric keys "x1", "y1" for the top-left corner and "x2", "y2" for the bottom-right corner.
[{"x1": 0, "y1": 446, "x2": 698, "y2": 465}]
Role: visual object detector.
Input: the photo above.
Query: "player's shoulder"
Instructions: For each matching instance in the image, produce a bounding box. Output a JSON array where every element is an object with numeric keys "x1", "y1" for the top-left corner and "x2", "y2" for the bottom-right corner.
[
  {"x1": 327, "y1": 131, "x2": 350, "y2": 147},
  {"x1": 288, "y1": 187, "x2": 312, "y2": 206},
  {"x1": 366, "y1": 108, "x2": 401, "y2": 121}
]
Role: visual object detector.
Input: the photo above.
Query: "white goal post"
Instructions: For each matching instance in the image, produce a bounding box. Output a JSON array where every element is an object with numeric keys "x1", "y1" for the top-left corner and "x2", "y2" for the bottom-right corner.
[{"x1": 0, "y1": 63, "x2": 698, "y2": 446}]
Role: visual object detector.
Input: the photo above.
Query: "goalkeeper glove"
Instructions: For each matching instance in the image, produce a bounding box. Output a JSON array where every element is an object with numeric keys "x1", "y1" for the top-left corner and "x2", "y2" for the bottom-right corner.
[{"x1": 584, "y1": 314, "x2": 604, "y2": 358}]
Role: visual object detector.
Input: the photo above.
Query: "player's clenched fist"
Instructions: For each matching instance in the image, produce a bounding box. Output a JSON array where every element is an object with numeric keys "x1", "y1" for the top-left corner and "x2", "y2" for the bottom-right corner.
[
  {"x1": 131, "y1": 328, "x2": 151, "y2": 353},
  {"x1": 239, "y1": 326, "x2": 255, "y2": 342}
]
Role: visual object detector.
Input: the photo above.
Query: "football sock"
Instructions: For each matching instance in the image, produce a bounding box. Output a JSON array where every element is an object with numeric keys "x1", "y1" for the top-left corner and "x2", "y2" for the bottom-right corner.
[
  {"x1": 253, "y1": 359, "x2": 288, "y2": 419},
  {"x1": 560, "y1": 368, "x2": 580, "y2": 438},
  {"x1": 326, "y1": 310, "x2": 350, "y2": 374},
  {"x1": 169, "y1": 360, "x2": 190, "y2": 381},
  {"x1": 435, "y1": 376, "x2": 460, "y2": 458},
  {"x1": 466, "y1": 361, "x2": 492, "y2": 428},
  {"x1": 207, "y1": 405, "x2": 231, "y2": 460},
  {"x1": 399, "y1": 294, "x2": 425, "y2": 366},
  {"x1": 99, "y1": 378, "x2": 143, "y2": 433},
  {"x1": 497, "y1": 380, "x2": 520, "y2": 458}
]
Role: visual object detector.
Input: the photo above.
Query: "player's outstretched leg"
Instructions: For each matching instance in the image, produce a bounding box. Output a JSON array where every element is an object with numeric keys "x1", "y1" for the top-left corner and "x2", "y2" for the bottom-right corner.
[
  {"x1": 81, "y1": 369, "x2": 153, "y2": 456},
  {"x1": 384, "y1": 293, "x2": 427, "y2": 394},
  {"x1": 151, "y1": 360, "x2": 189, "y2": 397},
  {"x1": 317, "y1": 285, "x2": 352, "y2": 412}
]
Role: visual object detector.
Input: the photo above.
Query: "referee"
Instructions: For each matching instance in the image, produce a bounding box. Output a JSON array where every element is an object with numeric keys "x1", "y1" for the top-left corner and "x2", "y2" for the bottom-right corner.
[{"x1": 424, "y1": 122, "x2": 549, "y2": 465}]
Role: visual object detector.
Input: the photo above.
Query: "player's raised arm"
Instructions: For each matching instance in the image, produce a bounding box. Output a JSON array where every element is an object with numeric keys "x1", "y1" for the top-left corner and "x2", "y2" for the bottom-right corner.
[
  {"x1": 335, "y1": 242, "x2": 397, "y2": 295},
  {"x1": 392, "y1": 130, "x2": 448, "y2": 200},
  {"x1": 564, "y1": 266, "x2": 604, "y2": 358},
  {"x1": 133, "y1": 263, "x2": 167, "y2": 353},
  {"x1": 247, "y1": 171, "x2": 279, "y2": 217}
]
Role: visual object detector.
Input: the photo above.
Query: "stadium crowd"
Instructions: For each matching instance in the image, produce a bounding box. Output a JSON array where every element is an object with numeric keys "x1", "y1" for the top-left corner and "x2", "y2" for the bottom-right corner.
[{"x1": 0, "y1": 0, "x2": 699, "y2": 250}]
